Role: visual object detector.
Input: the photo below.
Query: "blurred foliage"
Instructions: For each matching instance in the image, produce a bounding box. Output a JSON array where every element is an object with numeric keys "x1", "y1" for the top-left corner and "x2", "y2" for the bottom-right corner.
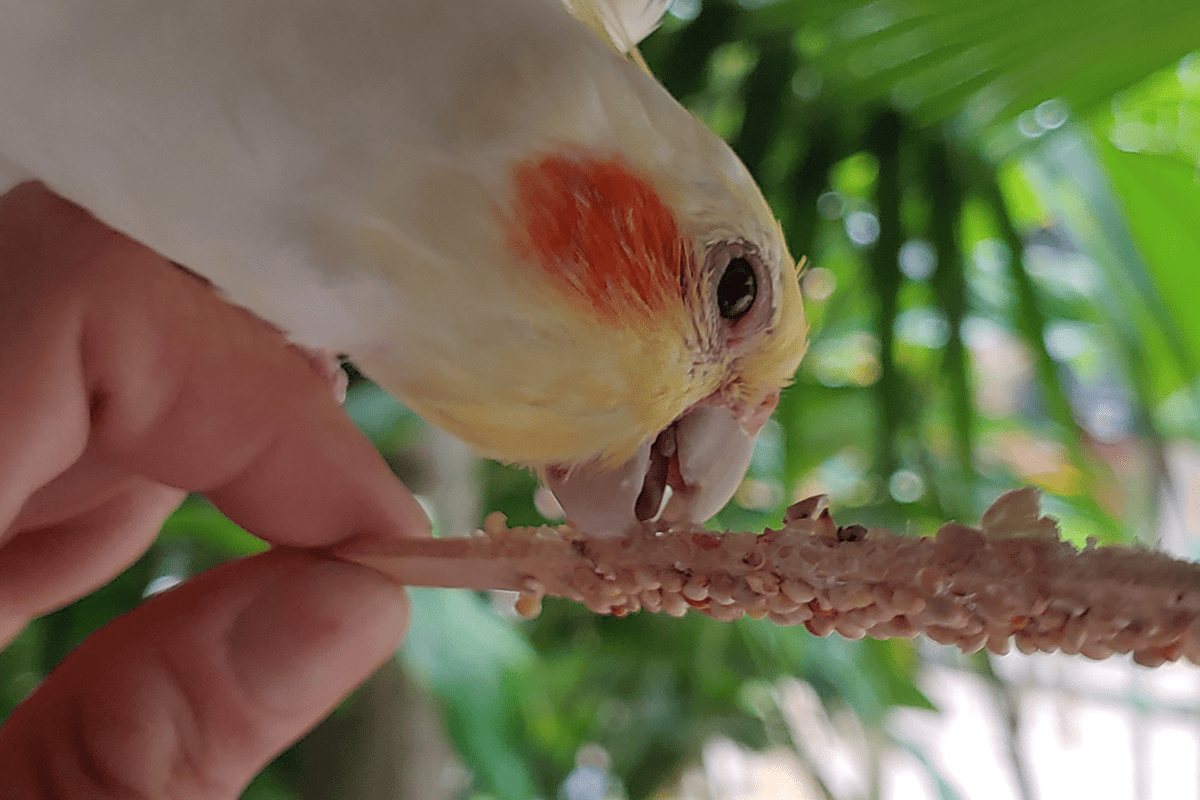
[{"x1": 7, "y1": 1, "x2": 1200, "y2": 798}]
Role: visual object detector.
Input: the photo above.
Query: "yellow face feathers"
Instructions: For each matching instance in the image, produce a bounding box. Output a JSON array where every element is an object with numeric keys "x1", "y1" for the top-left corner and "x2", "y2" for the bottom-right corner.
[{"x1": 352, "y1": 149, "x2": 807, "y2": 476}]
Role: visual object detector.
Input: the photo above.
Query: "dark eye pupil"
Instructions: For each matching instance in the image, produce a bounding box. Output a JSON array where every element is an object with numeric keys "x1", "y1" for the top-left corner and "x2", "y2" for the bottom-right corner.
[{"x1": 717, "y1": 257, "x2": 757, "y2": 319}]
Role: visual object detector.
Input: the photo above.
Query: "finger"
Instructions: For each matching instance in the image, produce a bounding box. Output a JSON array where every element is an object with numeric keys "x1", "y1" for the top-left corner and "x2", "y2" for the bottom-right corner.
[
  {"x1": 0, "y1": 480, "x2": 184, "y2": 646},
  {"x1": 0, "y1": 549, "x2": 409, "y2": 800},
  {"x1": 0, "y1": 183, "x2": 430, "y2": 550},
  {"x1": 0, "y1": 186, "x2": 93, "y2": 534}
]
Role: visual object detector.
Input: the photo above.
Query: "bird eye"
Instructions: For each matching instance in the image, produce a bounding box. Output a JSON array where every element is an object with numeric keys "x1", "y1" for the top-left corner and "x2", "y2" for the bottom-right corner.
[{"x1": 716, "y1": 257, "x2": 757, "y2": 320}]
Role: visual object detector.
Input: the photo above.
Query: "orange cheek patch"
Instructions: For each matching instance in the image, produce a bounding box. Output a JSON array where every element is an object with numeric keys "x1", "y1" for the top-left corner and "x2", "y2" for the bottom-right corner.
[{"x1": 508, "y1": 154, "x2": 690, "y2": 321}]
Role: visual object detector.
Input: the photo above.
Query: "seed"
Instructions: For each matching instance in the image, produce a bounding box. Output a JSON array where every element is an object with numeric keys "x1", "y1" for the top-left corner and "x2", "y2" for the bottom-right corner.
[
  {"x1": 871, "y1": 586, "x2": 895, "y2": 614},
  {"x1": 483, "y1": 511, "x2": 508, "y2": 537},
  {"x1": 633, "y1": 567, "x2": 661, "y2": 591},
  {"x1": 745, "y1": 571, "x2": 780, "y2": 597},
  {"x1": 1039, "y1": 607, "x2": 1068, "y2": 632},
  {"x1": 934, "y1": 522, "x2": 985, "y2": 563},
  {"x1": 743, "y1": 549, "x2": 767, "y2": 570},
  {"x1": 573, "y1": 565, "x2": 599, "y2": 587},
  {"x1": 1108, "y1": 627, "x2": 1140, "y2": 655},
  {"x1": 1061, "y1": 615, "x2": 1088, "y2": 652},
  {"x1": 1079, "y1": 641, "x2": 1115, "y2": 660},
  {"x1": 985, "y1": 634, "x2": 1011, "y2": 655},
  {"x1": 784, "y1": 494, "x2": 828, "y2": 522},
  {"x1": 766, "y1": 594, "x2": 801, "y2": 615},
  {"x1": 839, "y1": 607, "x2": 877, "y2": 630},
  {"x1": 866, "y1": 617, "x2": 897, "y2": 639},
  {"x1": 661, "y1": 592, "x2": 688, "y2": 618},
  {"x1": 925, "y1": 625, "x2": 961, "y2": 646},
  {"x1": 612, "y1": 569, "x2": 641, "y2": 593},
  {"x1": 744, "y1": 599, "x2": 770, "y2": 620},
  {"x1": 732, "y1": 584, "x2": 761, "y2": 606},
  {"x1": 891, "y1": 588, "x2": 925, "y2": 616},
  {"x1": 814, "y1": 509, "x2": 837, "y2": 539},
  {"x1": 1182, "y1": 620, "x2": 1200, "y2": 664},
  {"x1": 922, "y1": 596, "x2": 969, "y2": 627},
  {"x1": 833, "y1": 619, "x2": 866, "y2": 640},
  {"x1": 829, "y1": 585, "x2": 873, "y2": 611},
  {"x1": 973, "y1": 589, "x2": 1019, "y2": 622},
  {"x1": 781, "y1": 579, "x2": 816, "y2": 604},
  {"x1": 916, "y1": 566, "x2": 947, "y2": 593},
  {"x1": 956, "y1": 616, "x2": 984, "y2": 637},
  {"x1": 875, "y1": 615, "x2": 917, "y2": 639},
  {"x1": 584, "y1": 597, "x2": 612, "y2": 615},
  {"x1": 837, "y1": 524, "x2": 868, "y2": 542},
  {"x1": 706, "y1": 604, "x2": 745, "y2": 623},
  {"x1": 1133, "y1": 648, "x2": 1169, "y2": 668},
  {"x1": 805, "y1": 614, "x2": 836, "y2": 637},
  {"x1": 515, "y1": 593, "x2": 543, "y2": 619},
  {"x1": 640, "y1": 588, "x2": 663, "y2": 613},
  {"x1": 659, "y1": 571, "x2": 685, "y2": 593},
  {"x1": 958, "y1": 629, "x2": 989, "y2": 654},
  {"x1": 859, "y1": 604, "x2": 893, "y2": 627},
  {"x1": 708, "y1": 574, "x2": 737, "y2": 604},
  {"x1": 682, "y1": 578, "x2": 710, "y2": 602},
  {"x1": 1013, "y1": 631, "x2": 1039, "y2": 655},
  {"x1": 768, "y1": 609, "x2": 808, "y2": 626}
]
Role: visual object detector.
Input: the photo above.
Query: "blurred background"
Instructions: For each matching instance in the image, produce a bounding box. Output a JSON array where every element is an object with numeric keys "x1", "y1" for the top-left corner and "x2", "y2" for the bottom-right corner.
[{"x1": 6, "y1": 0, "x2": 1200, "y2": 797}]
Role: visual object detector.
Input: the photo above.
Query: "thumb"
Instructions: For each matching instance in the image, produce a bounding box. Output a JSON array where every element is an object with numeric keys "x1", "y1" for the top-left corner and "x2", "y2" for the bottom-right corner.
[{"x1": 0, "y1": 549, "x2": 409, "y2": 800}]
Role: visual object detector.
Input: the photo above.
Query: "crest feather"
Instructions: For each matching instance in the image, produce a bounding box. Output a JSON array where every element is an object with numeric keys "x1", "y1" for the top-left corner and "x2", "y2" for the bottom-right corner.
[{"x1": 559, "y1": 0, "x2": 671, "y2": 69}]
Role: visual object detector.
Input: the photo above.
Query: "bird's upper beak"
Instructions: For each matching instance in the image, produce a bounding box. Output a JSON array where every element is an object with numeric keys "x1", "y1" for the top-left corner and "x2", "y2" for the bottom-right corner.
[{"x1": 544, "y1": 390, "x2": 780, "y2": 536}]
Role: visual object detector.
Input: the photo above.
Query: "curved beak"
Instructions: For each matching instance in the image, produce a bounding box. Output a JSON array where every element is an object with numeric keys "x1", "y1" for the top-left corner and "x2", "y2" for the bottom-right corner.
[{"x1": 544, "y1": 391, "x2": 780, "y2": 537}]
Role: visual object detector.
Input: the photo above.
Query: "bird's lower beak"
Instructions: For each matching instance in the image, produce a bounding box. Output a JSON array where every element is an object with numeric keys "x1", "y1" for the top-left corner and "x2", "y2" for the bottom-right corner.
[{"x1": 544, "y1": 391, "x2": 779, "y2": 537}]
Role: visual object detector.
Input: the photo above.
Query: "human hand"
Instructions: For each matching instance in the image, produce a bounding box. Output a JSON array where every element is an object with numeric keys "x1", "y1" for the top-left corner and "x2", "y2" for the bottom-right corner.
[{"x1": 0, "y1": 183, "x2": 430, "y2": 798}]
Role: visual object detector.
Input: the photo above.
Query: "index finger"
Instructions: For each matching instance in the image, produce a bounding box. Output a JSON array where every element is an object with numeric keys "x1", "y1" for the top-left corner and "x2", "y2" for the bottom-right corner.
[{"x1": 0, "y1": 182, "x2": 430, "y2": 550}]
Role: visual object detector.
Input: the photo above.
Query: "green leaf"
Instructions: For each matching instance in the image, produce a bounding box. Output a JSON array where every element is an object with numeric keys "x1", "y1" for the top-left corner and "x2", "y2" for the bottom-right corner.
[
  {"x1": 402, "y1": 589, "x2": 539, "y2": 800},
  {"x1": 240, "y1": 768, "x2": 301, "y2": 800},
  {"x1": 925, "y1": 138, "x2": 974, "y2": 511},
  {"x1": 1096, "y1": 144, "x2": 1200, "y2": 385},
  {"x1": 774, "y1": 0, "x2": 1200, "y2": 147},
  {"x1": 732, "y1": 33, "x2": 799, "y2": 176},
  {"x1": 343, "y1": 381, "x2": 422, "y2": 453},
  {"x1": 866, "y1": 109, "x2": 907, "y2": 475},
  {"x1": 0, "y1": 623, "x2": 45, "y2": 719},
  {"x1": 159, "y1": 497, "x2": 265, "y2": 558}
]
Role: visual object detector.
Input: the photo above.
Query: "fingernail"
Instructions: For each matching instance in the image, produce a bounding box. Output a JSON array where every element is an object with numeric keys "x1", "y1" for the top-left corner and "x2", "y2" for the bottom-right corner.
[
  {"x1": 331, "y1": 365, "x2": 349, "y2": 405},
  {"x1": 226, "y1": 556, "x2": 409, "y2": 714}
]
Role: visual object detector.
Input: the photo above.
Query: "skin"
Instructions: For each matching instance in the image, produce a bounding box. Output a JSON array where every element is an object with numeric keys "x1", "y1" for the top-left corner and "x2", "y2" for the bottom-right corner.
[{"x1": 0, "y1": 182, "x2": 430, "y2": 798}]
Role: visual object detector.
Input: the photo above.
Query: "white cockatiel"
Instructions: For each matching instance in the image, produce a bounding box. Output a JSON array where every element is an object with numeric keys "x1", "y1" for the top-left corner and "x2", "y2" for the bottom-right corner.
[{"x1": 0, "y1": 0, "x2": 808, "y2": 535}]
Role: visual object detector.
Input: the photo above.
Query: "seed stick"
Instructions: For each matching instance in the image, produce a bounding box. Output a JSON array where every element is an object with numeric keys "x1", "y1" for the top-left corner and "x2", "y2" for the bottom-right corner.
[{"x1": 336, "y1": 488, "x2": 1200, "y2": 666}]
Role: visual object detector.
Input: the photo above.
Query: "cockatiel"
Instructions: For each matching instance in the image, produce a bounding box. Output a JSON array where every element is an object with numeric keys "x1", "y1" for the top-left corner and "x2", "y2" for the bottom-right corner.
[{"x1": 0, "y1": 0, "x2": 808, "y2": 535}]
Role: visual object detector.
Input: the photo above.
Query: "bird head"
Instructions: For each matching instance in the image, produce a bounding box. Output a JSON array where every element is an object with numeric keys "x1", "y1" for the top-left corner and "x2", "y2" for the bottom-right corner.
[
  {"x1": 346, "y1": 3, "x2": 808, "y2": 536},
  {"x1": 355, "y1": 143, "x2": 807, "y2": 536}
]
